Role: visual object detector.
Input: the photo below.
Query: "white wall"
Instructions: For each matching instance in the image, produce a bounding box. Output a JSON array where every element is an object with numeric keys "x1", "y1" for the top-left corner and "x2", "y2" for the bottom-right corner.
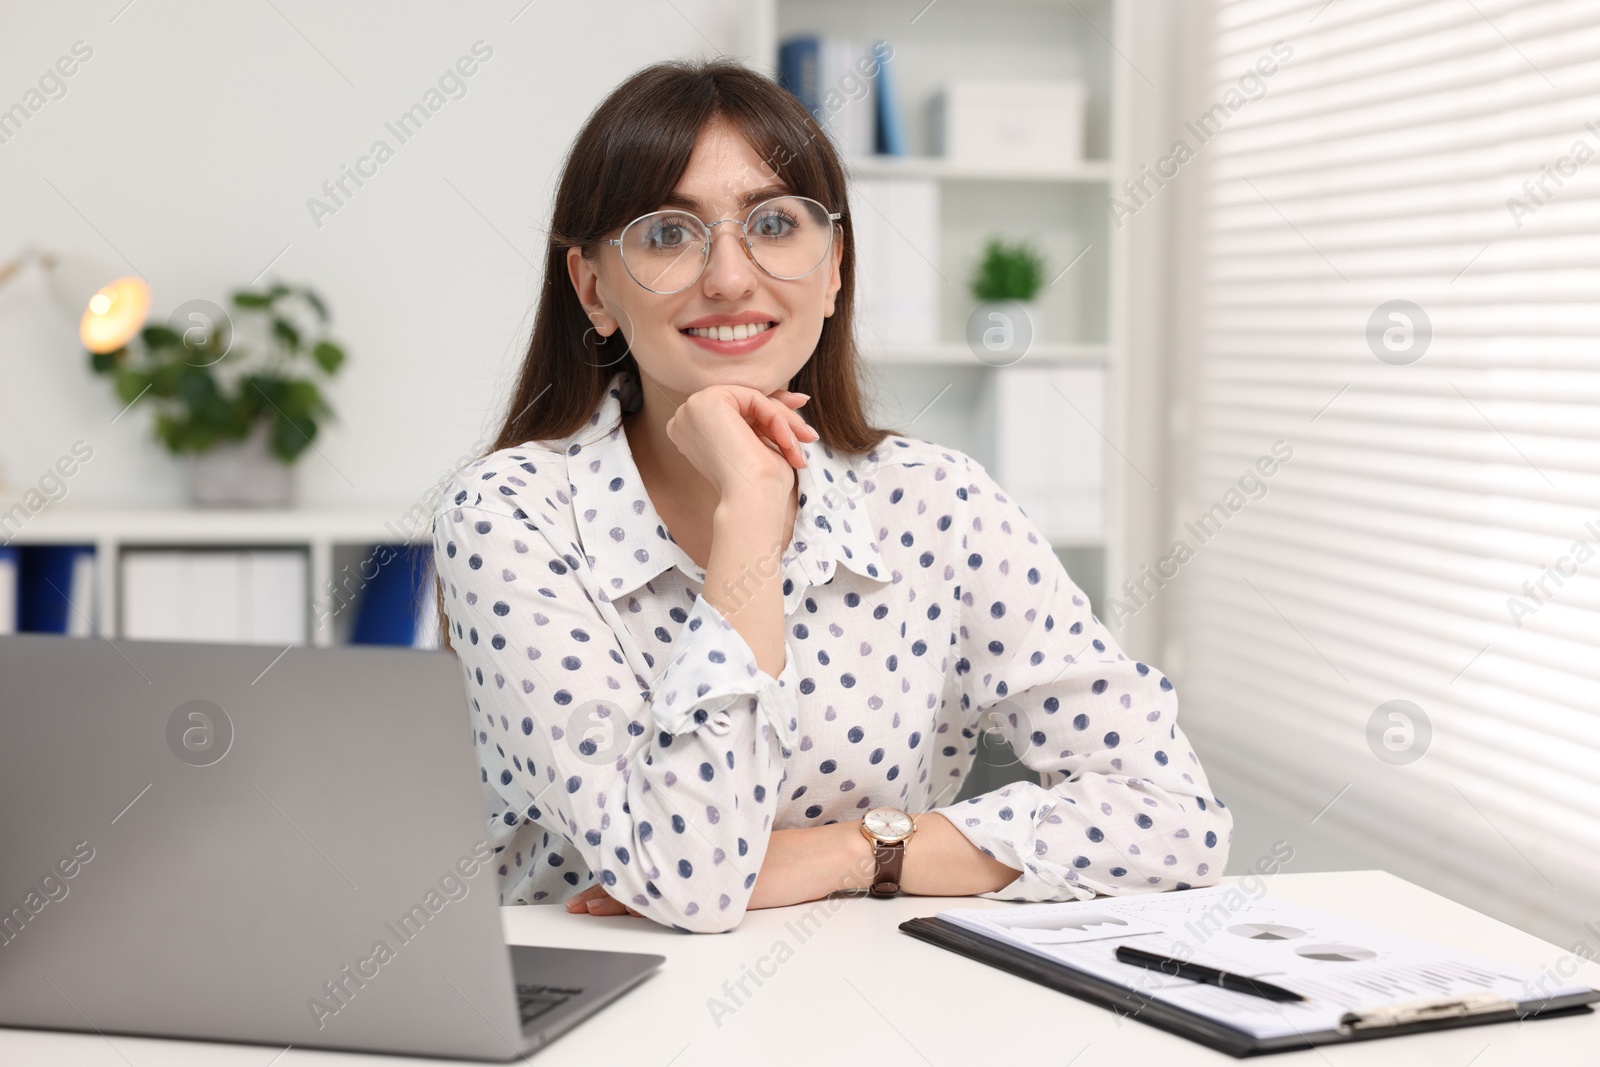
[{"x1": 0, "y1": 0, "x2": 757, "y2": 508}]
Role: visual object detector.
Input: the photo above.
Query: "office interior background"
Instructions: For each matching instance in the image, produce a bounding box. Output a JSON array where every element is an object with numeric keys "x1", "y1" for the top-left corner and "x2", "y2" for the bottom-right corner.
[{"x1": 1, "y1": 0, "x2": 1594, "y2": 957}]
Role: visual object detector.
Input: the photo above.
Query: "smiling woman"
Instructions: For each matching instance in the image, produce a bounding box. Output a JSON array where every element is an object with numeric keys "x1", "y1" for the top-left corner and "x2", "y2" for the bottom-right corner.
[{"x1": 430, "y1": 57, "x2": 1231, "y2": 933}]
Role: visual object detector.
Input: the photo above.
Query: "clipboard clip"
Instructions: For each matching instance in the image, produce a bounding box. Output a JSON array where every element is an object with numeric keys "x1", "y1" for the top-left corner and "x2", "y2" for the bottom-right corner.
[{"x1": 1338, "y1": 991, "x2": 1516, "y2": 1031}]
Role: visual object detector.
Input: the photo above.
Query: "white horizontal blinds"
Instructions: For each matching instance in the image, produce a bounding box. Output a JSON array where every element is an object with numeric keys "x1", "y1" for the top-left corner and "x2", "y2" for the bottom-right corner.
[{"x1": 1171, "y1": 0, "x2": 1600, "y2": 942}]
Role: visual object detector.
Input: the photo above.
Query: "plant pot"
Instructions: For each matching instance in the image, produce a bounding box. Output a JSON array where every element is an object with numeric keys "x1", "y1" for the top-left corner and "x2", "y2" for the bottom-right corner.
[
  {"x1": 188, "y1": 424, "x2": 296, "y2": 508},
  {"x1": 966, "y1": 299, "x2": 1041, "y2": 366}
]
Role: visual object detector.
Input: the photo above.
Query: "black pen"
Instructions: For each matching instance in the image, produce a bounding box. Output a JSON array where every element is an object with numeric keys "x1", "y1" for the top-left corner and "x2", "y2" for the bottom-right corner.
[{"x1": 1115, "y1": 945, "x2": 1306, "y2": 1002}]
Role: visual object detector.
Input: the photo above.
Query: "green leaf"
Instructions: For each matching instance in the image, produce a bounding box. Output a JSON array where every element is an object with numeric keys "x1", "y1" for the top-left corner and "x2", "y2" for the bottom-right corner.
[
  {"x1": 154, "y1": 412, "x2": 187, "y2": 453},
  {"x1": 268, "y1": 283, "x2": 291, "y2": 299},
  {"x1": 301, "y1": 289, "x2": 329, "y2": 321},
  {"x1": 149, "y1": 362, "x2": 183, "y2": 398},
  {"x1": 312, "y1": 341, "x2": 345, "y2": 375},
  {"x1": 175, "y1": 364, "x2": 221, "y2": 408},
  {"x1": 246, "y1": 375, "x2": 284, "y2": 412},
  {"x1": 272, "y1": 316, "x2": 301, "y2": 351},
  {"x1": 232, "y1": 290, "x2": 273, "y2": 308},
  {"x1": 89, "y1": 348, "x2": 123, "y2": 374},
  {"x1": 271, "y1": 411, "x2": 315, "y2": 462},
  {"x1": 113, "y1": 368, "x2": 150, "y2": 404},
  {"x1": 141, "y1": 324, "x2": 183, "y2": 349},
  {"x1": 282, "y1": 378, "x2": 320, "y2": 414}
]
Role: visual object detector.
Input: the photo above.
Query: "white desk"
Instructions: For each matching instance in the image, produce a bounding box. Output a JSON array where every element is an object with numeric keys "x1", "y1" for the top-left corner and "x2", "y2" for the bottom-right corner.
[{"x1": 3, "y1": 871, "x2": 1596, "y2": 1066}]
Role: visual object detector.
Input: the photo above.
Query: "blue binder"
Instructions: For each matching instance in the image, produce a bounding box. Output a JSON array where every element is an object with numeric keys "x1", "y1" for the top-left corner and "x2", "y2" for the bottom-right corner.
[
  {"x1": 350, "y1": 544, "x2": 433, "y2": 646},
  {"x1": 18, "y1": 545, "x2": 95, "y2": 634}
]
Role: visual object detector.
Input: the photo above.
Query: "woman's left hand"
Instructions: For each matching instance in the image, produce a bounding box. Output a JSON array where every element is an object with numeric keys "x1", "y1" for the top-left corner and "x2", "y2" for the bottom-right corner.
[{"x1": 563, "y1": 883, "x2": 641, "y2": 917}]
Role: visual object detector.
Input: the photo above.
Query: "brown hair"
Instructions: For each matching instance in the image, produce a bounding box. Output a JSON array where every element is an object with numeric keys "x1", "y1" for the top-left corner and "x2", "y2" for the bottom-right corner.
[{"x1": 433, "y1": 56, "x2": 899, "y2": 651}]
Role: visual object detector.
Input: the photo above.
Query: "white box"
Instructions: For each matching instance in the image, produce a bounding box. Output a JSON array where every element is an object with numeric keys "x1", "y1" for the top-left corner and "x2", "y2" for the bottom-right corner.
[
  {"x1": 972, "y1": 366, "x2": 1105, "y2": 543},
  {"x1": 849, "y1": 176, "x2": 941, "y2": 348},
  {"x1": 122, "y1": 549, "x2": 306, "y2": 644},
  {"x1": 932, "y1": 78, "x2": 1087, "y2": 170}
]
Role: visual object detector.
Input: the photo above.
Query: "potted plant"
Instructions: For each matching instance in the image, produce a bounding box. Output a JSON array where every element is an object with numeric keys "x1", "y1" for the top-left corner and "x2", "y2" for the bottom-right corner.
[
  {"x1": 89, "y1": 282, "x2": 347, "y2": 507},
  {"x1": 967, "y1": 238, "x2": 1047, "y2": 365}
]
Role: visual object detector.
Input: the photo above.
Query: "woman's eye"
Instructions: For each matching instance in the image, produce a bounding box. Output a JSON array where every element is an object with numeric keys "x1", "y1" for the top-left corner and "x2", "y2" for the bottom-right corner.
[
  {"x1": 646, "y1": 216, "x2": 698, "y2": 249},
  {"x1": 751, "y1": 213, "x2": 793, "y2": 238}
]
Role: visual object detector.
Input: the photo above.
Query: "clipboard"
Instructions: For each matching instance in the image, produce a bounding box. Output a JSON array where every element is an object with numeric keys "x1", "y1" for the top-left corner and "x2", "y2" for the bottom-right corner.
[{"x1": 899, "y1": 915, "x2": 1600, "y2": 1058}]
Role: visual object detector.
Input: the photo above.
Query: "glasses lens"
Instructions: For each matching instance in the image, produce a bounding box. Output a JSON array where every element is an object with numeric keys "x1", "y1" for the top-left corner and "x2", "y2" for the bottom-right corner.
[
  {"x1": 619, "y1": 211, "x2": 708, "y2": 293},
  {"x1": 745, "y1": 197, "x2": 834, "y2": 280}
]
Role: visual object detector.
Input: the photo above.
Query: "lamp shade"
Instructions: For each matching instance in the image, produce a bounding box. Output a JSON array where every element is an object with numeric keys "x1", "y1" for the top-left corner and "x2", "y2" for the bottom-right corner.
[{"x1": 43, "y1": 253, "x2": 151, "y2": 353}]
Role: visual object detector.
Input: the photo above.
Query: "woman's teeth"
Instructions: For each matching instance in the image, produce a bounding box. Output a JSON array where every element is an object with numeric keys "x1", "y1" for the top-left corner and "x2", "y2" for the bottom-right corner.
[{"x1": 684, "y1": 321, "x2": 773, "y2": 341}]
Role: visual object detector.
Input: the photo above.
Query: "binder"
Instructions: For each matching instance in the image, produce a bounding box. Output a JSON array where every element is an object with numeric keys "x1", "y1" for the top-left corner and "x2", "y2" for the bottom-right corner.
[
  {"x1": 899, "y1": 899, "x2": 1600, "y2": 1058},
  {"x1": 350, "y1": 544, "x2": 432, "y2": 646},
  {"x1": 0, "y1": 546, "x2": 17, "y2": 635},
  {"x1": 17, "y1": 545, "x2": 95, "y2": 634},
  {"x1": 872, "y1": 39, "x2": 905, "y2": 156},
  {"x1": 121, "y1": 549, "x2": 307, "y2": 644}
]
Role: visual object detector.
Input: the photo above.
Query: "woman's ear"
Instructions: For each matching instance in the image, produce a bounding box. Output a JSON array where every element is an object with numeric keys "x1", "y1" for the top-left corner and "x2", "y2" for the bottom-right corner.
[
  {"x1": 566, "y1": 246, "x2": 617, "y2": 334},
  {"x1": 821, "y1": 228, "x2": 845, "y2": 318}
]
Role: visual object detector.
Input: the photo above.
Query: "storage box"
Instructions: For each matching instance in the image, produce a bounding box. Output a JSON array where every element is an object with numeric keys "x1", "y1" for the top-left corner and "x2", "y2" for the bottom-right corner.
[
  {"x1": 850, "y1": 176, "x2": 941, "y2": 348},
  {"x1": 971, "y1": 366, "x2": 1104, "y2": 544},
  {"x1": 932, "y1": 78, "x2": 1087, "y2": 170}
]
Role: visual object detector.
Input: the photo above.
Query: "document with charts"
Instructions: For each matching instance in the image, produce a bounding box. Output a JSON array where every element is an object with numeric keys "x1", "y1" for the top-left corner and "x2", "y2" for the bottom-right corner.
[{"x1": 934, "y1": 886, "x2": 1597, "y2": 1041}]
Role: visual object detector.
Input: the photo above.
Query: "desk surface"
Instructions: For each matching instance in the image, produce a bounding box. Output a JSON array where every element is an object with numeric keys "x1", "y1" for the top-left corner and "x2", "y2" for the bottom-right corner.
[{"x1": 3, "y1": 871, "x2": 1596, "y2": 1066}]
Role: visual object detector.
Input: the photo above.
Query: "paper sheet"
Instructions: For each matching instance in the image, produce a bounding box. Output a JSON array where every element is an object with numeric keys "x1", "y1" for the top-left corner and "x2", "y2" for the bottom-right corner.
[{"x1": 938, "y1": 886, "x2": 1591, "y2": 1040}]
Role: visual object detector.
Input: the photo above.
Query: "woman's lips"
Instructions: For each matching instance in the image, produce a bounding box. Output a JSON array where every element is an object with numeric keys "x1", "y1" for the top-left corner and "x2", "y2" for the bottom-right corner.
[{"x1": 680, "y1": 321, "x2": 777, "y2": 356}]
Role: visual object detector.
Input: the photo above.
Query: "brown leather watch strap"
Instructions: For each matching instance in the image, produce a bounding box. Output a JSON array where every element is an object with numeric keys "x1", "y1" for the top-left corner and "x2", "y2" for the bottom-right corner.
[{"x1": 869, "y1": 841, "x2": 905, "y2": 897}]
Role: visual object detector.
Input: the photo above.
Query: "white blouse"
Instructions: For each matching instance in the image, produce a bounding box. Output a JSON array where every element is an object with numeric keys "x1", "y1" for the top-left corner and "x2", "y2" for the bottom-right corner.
[{"x1": 432, "y1": 369, "x2": 1233, "y2": 933}]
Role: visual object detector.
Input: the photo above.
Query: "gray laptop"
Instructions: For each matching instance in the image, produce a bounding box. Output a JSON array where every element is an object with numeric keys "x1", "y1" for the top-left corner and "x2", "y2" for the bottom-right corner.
[{"x1": 0, "y1": 632, "x2": 663, "y2": 1061}]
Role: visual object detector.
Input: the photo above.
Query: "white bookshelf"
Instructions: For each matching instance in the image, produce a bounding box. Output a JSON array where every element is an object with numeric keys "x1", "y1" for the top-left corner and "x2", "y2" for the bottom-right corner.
[{"x1": 7, "y1": 506, "x2": 429, "y2": 648}]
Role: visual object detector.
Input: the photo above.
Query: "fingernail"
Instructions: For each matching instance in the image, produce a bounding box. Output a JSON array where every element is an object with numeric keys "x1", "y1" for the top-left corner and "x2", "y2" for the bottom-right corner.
[{"x1": 793, "y1": 393, "x2": 810, "y2": 403}]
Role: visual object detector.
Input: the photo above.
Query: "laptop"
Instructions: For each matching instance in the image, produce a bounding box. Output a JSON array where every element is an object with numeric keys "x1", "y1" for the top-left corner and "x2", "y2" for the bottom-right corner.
[{"x1": 0, "y1": 632, "x2": 663, "y2": 1061}]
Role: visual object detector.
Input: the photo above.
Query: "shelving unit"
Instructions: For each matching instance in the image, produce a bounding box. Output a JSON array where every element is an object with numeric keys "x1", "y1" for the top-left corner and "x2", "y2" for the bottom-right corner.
[{"x1": 7, "y1": 506, "x2": 430, "y2": 648}]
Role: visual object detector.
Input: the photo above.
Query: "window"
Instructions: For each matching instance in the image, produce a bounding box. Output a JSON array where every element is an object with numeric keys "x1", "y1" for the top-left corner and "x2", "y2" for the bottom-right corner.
[{"x1": 1168, "y1": 0, "x2": 1600, "y2": 944}]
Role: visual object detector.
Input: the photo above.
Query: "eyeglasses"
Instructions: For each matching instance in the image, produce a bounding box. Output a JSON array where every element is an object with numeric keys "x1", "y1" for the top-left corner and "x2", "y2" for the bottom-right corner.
[{"x1": 604, "y1": 195, "x2": 842, "y2": 295}]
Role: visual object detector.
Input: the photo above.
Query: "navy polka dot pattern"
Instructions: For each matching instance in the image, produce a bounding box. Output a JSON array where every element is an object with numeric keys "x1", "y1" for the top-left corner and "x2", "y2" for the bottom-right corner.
[{"x1": 432, "y1": 370, "x2": 1232, "y2": 932}]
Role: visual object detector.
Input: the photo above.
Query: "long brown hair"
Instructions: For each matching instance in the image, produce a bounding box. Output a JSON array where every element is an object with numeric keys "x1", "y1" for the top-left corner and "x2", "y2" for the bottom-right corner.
[{"x1": 433, "y1": 57, "x2": 898, "y2": 651}]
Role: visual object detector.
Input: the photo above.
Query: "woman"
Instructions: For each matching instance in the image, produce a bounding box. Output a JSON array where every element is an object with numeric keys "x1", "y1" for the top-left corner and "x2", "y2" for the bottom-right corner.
[{"x1": 431, "y1": 57, "x2": 1231, "y2": 934}]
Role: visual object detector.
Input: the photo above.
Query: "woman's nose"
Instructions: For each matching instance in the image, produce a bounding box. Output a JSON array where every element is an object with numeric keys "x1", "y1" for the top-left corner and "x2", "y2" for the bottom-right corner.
[{"x1": 699, "y1": 222, "x2": 756, "y2": 297}]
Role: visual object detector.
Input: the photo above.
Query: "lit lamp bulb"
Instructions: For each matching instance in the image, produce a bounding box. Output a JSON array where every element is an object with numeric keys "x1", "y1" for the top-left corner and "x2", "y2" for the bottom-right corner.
[{"x1": 80, "y1": 276, "x2": 151, "y2": 354}]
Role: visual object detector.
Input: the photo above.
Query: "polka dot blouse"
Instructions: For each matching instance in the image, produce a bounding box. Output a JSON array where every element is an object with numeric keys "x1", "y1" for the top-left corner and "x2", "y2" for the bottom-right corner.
[{"x1": 432, "y1": 369, "x2": 1233, "y2": 933}]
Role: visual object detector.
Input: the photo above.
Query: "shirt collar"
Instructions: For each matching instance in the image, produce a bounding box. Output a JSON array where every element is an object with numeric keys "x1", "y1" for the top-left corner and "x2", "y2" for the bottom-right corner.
[{"x1": 565, "y1": 371, "x2": 889, "y2": 599}]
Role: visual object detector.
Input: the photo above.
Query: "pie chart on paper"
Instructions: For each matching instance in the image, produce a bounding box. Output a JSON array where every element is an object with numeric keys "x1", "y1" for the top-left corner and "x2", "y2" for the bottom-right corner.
[
  {"x1": 1227, "y1": 923, "x2": 1306, "y2": 942},
  {"x1": 1295, "y1": 943, "x2": 1378, "y2": 963}
]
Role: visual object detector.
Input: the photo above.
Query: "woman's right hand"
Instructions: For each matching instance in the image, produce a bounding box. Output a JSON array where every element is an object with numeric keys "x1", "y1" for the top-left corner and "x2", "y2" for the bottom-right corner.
[{"x1": 664, "y1": 384, "x2": 818, "y2": 501}]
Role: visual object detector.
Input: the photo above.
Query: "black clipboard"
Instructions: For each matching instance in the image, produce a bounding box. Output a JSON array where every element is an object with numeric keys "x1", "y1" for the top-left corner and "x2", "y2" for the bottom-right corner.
[{"x1": 900, "y1": 915, "x2": 1600, "y2": 1058}]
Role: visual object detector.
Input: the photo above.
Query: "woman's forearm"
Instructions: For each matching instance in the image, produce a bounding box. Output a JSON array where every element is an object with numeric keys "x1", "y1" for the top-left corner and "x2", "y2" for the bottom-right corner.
[
  {"x1": 898, "y1": 811, "x2": 1020, "y2": 896},
  {"x1": 704, "y1": 487, "x2": 790, "y2": 679},
  {"x1": 746, "y1": 812, "x2": 1022, "y2": 910}
]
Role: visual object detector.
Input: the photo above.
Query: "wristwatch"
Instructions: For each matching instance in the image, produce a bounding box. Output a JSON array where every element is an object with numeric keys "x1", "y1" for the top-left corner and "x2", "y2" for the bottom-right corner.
[{"x1": 860, "y1": 806, "x2": 917, "y2": 897}]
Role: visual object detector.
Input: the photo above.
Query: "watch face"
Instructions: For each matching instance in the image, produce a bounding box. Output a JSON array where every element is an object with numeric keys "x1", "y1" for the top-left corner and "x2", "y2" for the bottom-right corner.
[{"x1": 864, "y1": 806, "x2": 914, "y2": 843}]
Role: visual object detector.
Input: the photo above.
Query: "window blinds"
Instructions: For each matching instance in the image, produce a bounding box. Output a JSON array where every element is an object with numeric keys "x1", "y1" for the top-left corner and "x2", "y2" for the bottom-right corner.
[{"x1": 1168, "y1": 0, "x2": 1600, "y2": 945}]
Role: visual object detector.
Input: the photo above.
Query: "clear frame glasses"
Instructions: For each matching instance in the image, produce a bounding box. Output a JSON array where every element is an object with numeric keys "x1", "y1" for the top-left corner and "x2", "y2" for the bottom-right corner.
[{"x1": 604, "y1": 195, "x2": 842, "y2": 295}]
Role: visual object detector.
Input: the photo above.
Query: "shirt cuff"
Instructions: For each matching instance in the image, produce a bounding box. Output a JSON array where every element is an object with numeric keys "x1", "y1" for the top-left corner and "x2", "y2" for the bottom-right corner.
[
  {"x1": 649, "y1": 593, "x2": 799, "y2": 752},
  {"x1": 931, "y1": 783, "x2": 1096, "y2": 903}
]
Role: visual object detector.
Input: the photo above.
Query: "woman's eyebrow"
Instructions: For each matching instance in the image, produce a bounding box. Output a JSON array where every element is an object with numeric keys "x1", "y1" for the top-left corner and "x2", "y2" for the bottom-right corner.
[{"x1": 659, "y1": 185, "x2": 792, "y2": 213}]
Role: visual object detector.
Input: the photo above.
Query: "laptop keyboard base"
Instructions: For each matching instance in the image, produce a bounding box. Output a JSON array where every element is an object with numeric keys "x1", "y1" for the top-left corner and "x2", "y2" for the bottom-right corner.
[{"x1": 517, "y1": 983, "x2": 584, "y2": 1027}]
